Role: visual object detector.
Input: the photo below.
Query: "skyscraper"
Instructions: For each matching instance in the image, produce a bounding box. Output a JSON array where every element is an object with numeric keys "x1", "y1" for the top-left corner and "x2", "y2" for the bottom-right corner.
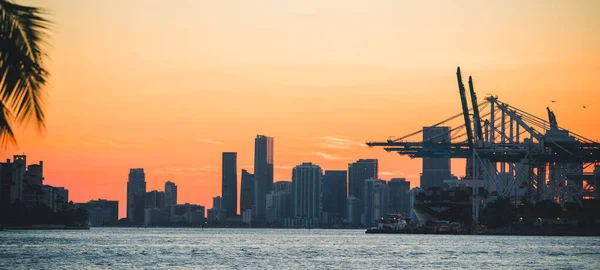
[
  {"x1": 221, "y1": 152, "x2": 237, "y2": 217},
  {"x1": 322, "y1": 170, "x2": 347, "y2": 221},
  {"x1": 266, "y1": 181, "x2": 292, "y2": 223},
  {"x1": 253, "y1": 135, "x2": 274, "y2": 219},
  {"x1": 240, "y1": 169, "x2": 254, "y2": 212},
  {"x1": 292, "y1": 162, "x2": 322, "y2": 220},
  {"x1": 165, "y1": 181, "x2": 177, "y2": 207},
  {"x1": 127, "y1": 168, "x2": 146, "y2": 224},
  {"x1": 348, "y1": 159, "x2": 378, "y2": 217},
  {"x1": 420, "y1": 126, "x2": 451, "y2": 189},
  {"x1": 362, "y1": 178, "x2": 389, "y2": 226},
  {"x1": 145, "y1": 190, "x2": 165, "y2": 209},
  {"x1": 388, "y1": 178, "x2": 410, "y2": 214}
]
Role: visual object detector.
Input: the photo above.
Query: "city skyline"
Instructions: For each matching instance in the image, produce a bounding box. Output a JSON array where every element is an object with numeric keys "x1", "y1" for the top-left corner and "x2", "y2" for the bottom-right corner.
[{"x1": 2, "y1": 0, "x2": 599, "y2": 219}]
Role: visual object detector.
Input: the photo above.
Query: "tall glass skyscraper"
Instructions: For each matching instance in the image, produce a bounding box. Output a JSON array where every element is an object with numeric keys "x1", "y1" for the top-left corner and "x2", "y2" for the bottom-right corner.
[
  {"x1": 127, "y1": 168, "x2": 146, "y2": 224},
  {"x1": 253, "y1": 135, "x2": 273, "y2": 219},
  {"x1": 222, "y1": 152, "x2": 237, "y2": 217}
]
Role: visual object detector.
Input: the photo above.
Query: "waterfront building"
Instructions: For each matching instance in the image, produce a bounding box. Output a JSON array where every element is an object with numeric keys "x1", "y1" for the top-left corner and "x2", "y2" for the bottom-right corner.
[
  {"x1": 164, "y1": 181, "x2": 177, "y2": 207},
  {"x1": 348, "y1": 159, "x2": 378, "y2": 217},
  {"x1": 170, "y1": 203, "x2": 205, "y2": 225},
  {"x1": 420, "y1": 126, "x2": 451, "y2": 189},
  {"x1": 0, "y1": 155, "x2": 27, "y2": 205},
  {"x1": 77, "y1": 199, "x2": 119, "y2": 226},
  {"x1": 240, "y1": 169, "x2": 254, "y2": 213},
  {"x1": 208, "y1": 196, "x2": 227, "y2": 223},
  {"x1": 40, "y1": 185, "x2": 69, "y2": 212},
  {"x1": 266, "y1": 181, "x2": 292, "y2": 223},
  {"x1": 145, "y1": 190, "x2": 165, "y2": 209},
  {"x1": 222, "y1": 152, "x2": 237, "y2": 217},
  {"x1": 388, "y1": 178, "x2": 410, "y2": 215},
  {"x1": 292, "y1": 162, "x2": 322, "y2": 224},
  {"x1": 322, "y1": 170, "x2": 347, "y2": 225},
  {"x1": 127, "y1": 168, "x2": 146, "y2": 225},
  {"x1": 253, "y1": 135, "x2": 274, "y2": 219},
  {"x1": 362, "y1": 178, "x2": 389, "y2": 226},
  {"x1": 346, "y1": 196, "x2": 361, "y2": 226}
]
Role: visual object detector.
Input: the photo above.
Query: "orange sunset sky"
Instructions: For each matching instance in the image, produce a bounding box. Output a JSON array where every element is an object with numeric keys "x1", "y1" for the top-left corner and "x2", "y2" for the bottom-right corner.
[{"x1": 3, "y1": 0, "x2": 599, "y2": 218}]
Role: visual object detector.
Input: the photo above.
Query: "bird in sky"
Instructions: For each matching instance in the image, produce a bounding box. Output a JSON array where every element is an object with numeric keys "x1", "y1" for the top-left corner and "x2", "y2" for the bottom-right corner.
[
  {"x1": 551, "y1": 100, "x2": 557, "y2": 103},
  {"x1": 583, "y1": 105, "x2": 586, "y2": 108}
]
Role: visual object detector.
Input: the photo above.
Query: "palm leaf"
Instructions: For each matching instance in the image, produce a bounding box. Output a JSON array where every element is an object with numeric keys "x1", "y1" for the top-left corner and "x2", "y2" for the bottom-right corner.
[{"x1": 0, "y1": 0, "x2": 51, "y2": 147}]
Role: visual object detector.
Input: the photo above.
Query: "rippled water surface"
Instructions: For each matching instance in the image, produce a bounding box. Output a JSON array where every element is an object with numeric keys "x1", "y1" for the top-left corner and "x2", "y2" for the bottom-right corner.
[{"x1": 1, "y1": 228, "x2": 599, "y2": 269}]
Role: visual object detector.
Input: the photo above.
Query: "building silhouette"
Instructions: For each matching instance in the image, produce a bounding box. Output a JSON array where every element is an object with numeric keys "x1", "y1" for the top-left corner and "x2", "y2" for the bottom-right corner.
[
  {"x1": 362, "y1": 178, "x2": 389, "y2": 226},
  {"x1": 77, "y1": 199, "x2": 118, "y2": 226},
  {"x1": 346, "y1": 196, "x2": 361, "y2": 226},
  {"x1": 127, "y1": 168, "x2": 146, "y2": 225},
  {"x1": 388, "y1": 178, "x2": 410, "y2": 215},
  {"x1": 322, "y1": 170, "x2": 347, "y2": 224},
  {"x1": 1, "y1": 155, "x2": 67, "y2": 215},
  {"x1": 292, "y1": 163, "x2": 322, "y2": 222},
  {"x1": 420, "y1": 127, "x2": 451, "y2": 189},
  {"x1": 266, "y1": 181, "x2": 292, "y2": 223},
  {"x1": 145, "y1": 190, "x2": 165, "y2": 209},
  {"x1": 348, "y1": 159, "x2": 378, "y2": 217},
  {"x1": 164, "y1": 181, "x2": 177, "y2": 207},
  {"x1": 221, "y1": 152, "x2": 237, "y2": 217},
  {"x1": 240, "y1": 169, "x2": 254, "y2": 213},
  {"x1": 253, "y1": 135, "x2": 273, "y2": 219}
]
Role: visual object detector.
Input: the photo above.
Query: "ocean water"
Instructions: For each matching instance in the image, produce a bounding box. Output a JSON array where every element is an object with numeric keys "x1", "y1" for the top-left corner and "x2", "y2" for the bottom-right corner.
[{"x1": 1, "y1": 228, "x2": 599, "y2": 269}]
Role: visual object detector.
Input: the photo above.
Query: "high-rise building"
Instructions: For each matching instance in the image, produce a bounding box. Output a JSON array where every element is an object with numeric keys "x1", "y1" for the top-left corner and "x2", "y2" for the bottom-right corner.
[
  {"x1": 240, "y1": 169, "x2": 254, "y2": 212},
  {"x1": 266, "y1": 181, "x2": 292, "y2": 223},
  {"x1": 253, "y1": 135, "x2": 274, "y2": 219},
  {"x1": 145, "y1": 190, "x2": 165, "y2": 209},
  {"x1": 346, "y1": 196, "x2": 361, "y2": 226},
  {"x1": 127, "y1": 168, "x2": 146, "y2": 224},
  {"x1": 208, "y1": 196, "x2": 227, "y2": 224},
  {"x1": 221, "y1": 152, "x2": 237, "y2": 217},
  {"x1": 362, "y1": 178, "x2": 389, "y2": 226},
  {"x1": 388, "y1": 178, "x2": 410, "y2": 214},
  {"x1": 420, "y1": 126, "x2": 451, "y2": 189},
  {"x1": 348, "y1": 159, "x2": 378, "y2": 217},
  {"x1": 292, "y1": 162, "x2": 322, "y2": 220},
  {"x1": 322, "y1": 170, "x2": 347, "y2": 222},
  {"x1": 272, "y1": 180, "x2": 292, "y2": 193},
  {"x1": 348, "y1": 159, "x2": 378, "y2": 200},
  {"x1": 0, "y1": 155, "x2": 27, "y2": 204},
  {"x1": 165, "y1": 181, "x2": 177, "y2": 207}
]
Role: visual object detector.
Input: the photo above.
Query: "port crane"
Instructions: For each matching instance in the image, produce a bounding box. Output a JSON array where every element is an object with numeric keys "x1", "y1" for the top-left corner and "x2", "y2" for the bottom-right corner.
[{"x1": 366, "y1": 67, "x2": 600, "y2": 222}]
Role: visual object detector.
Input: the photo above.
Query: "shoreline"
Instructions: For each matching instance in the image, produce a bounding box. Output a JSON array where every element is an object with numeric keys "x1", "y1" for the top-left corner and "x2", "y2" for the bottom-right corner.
[{"x1": 3, "y1": 226, "x2": 90, "y2": 231}]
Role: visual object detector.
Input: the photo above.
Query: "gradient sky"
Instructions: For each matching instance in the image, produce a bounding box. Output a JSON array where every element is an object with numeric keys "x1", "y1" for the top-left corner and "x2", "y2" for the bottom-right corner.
[{"x1": 3, "y1": 0, "x2": 599, "y2": 218}]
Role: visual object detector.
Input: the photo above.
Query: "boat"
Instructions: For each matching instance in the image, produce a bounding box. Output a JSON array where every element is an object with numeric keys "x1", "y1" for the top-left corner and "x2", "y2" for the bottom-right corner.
[{"x1": 365, "y1": 214, "x2": 407, "y2": 234}]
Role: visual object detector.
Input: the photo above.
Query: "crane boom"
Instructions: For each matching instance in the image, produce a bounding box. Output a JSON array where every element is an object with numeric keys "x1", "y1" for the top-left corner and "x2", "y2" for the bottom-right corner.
[
  {"x1": 468, "y1": 76, "x2": 483, "y2": 141},
  {"x1": 457, "y1": 67, "x2": 474, "y2": 147}
]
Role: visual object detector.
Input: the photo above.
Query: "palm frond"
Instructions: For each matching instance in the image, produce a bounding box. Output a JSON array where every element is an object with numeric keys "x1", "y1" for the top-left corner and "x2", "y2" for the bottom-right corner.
[
  {"x1": 0, "y1": 0, "x2": 51, "y2": 147},
  {"x1": 0, "y1": 99, "x2": 16, "y2": 149}
]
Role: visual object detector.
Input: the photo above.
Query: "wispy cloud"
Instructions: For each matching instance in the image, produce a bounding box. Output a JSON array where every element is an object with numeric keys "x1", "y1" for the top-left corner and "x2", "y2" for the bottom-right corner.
[
  {"x1": 317, "y1": 136, "x2": 366, "y2": 150},
  {"x1": 154, "y1": 166, "x2": 217, "y2": 176},
  {"x1": 275, "y1": 165, "x2": 294, "y2": 170},
  {"x1": 380, "y1": 171, "x2": 406, "y2": 176},
  {"x1": 314, "y1": 152, "x2": 346, "y2": 160},
  {"x1": 195, "y1": 138, "x2": 225, "y2": 145}
]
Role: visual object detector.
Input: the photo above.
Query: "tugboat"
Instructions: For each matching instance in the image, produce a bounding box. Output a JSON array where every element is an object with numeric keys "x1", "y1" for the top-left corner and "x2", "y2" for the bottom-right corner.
[{"x1": 365, "y1": 214, "x2": 407, "y2": 234}]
